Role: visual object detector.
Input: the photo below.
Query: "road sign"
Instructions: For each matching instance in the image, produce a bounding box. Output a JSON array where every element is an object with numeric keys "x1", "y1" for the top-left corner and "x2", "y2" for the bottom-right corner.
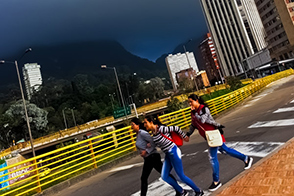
[{"x1": 113, "y1": 106, "x2": 131, "y2": 119}]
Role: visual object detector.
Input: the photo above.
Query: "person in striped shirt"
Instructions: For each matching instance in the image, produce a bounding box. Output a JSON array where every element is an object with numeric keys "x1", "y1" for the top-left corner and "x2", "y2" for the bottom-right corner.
[
  {"x1": 131, "y1": 117, "x2": 181, "y2": 196},
  {"x1": 144, "y1": 116, "x2": 204, "y2": 196}
]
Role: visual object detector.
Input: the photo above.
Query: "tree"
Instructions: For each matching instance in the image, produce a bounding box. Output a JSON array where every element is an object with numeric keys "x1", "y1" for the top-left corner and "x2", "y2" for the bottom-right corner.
[
  {"x1": 178, "y1": 77, "x2": 194, "y2": 93},
  {"x1": 73, "y1": 74, "x2": 94, "y2": 95},
  {"x1": 149, "y1": 77, "x2": 165, "y2": 100},
  {"x1": 166, "y1": 97, "x2": 184, "y2": 112},
  {"x1": 0, "y1": 114, "x2": 13, "y2": 148},
  {"x1": 5, "y1": 100, "x2": 49, "y2": 141}
]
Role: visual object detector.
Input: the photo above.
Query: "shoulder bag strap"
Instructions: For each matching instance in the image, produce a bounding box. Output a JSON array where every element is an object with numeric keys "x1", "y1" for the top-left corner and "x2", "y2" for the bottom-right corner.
[{"x1": 160, "y1": 127, "x2": 174, "y2": 143}]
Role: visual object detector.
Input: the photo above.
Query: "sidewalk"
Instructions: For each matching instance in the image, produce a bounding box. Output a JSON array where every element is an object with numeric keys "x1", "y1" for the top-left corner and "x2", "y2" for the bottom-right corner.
[{"x1": 215, "y1": 137, "x2": 294, "y2": 196}]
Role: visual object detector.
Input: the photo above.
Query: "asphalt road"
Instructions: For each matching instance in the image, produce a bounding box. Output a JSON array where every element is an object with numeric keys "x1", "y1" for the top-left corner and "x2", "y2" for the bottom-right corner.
[{"x1": 54, "y1": 75, "x2": 294, "y2": 196}]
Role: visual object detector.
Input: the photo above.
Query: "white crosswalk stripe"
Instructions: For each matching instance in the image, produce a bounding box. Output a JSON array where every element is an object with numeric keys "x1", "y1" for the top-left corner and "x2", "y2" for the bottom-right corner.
[
  {"x1": 243, "y1": 97, "x2": 262, "y2": 107},
  {"x1": 130, "y1": 141, "x2": 283, "y2": 195},
  {"x1": 131, "y1": 178, "x2": 211, "y2": 196},
  {"x1": 203, "y1": 142, "x2": 284, "y2": 158},
  {"x1": 222, "y1": 141, "x2": 284, "y2": 157},
  {"x1": 273, "y1": 107, "x2": 294, "y2": 113},
  {"x1": 248, "y1": 119, "x2": 294, "y2": 128},
  {"x1": 291, "y1": 99, "x2": 294, "y2": 104},
  {"x1": 107, "y1": 163, "x2": 143, "y2": 173}
]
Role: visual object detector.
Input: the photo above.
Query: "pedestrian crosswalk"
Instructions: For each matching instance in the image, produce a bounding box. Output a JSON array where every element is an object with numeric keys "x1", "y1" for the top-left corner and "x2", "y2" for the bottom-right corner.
[
  {"x1": 130, "y1": 78, "x2": 294, "y2": 196},
  {"x1": 131, "y1": 178, "x2": 211, "y2": 196},
  {"x1": 273, "y1": 106, "x2": 294, "y2": 113},
  {"x1": 130, "y1": 140, "x2": 284, "y2": 196},
  {"x1": 248, "y1": 97, "x2": 294, "y2": 128},
  {"x1": 248, "y1": 119, "x2": 294, "y2": 128}
]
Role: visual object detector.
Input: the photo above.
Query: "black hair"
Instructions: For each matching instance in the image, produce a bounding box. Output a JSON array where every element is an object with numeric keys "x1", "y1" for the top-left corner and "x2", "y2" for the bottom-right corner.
[
  {"x1": 188, "y1": 94, "x2": 207, "y2": 107},
  {"x1": 139, "y1": 123, "x2": 145, "y2": 130},
  {"x1": 145, "y1": 116, "x2": 163, "y2": 126},
  {"x1": 131, "y1": 117, "x2": 141, "y2": 125}
]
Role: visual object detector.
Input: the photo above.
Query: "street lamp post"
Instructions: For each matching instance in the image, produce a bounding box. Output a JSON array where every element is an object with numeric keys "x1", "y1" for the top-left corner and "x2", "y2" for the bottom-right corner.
[
  {"x1": 128, "y1": 95, "x2": 138, "y2": 118},
  {"x1": 62, "y1": 107, "x2": 76, "y2": 128},
  {"x1": 109, "y1": 94, "x2": 114, "y2": 110},
  {"x1": 101, "y1": 65, "x2": 128, "y2": 119},
  {"x1": 71, "y1": 108, "x2": 77, "y2": 127},
  {"x1": 183, "y1": 40, "x2": 199, "y2": 91},
  {"x1": 0, "y1": 48, "x2": 36, "y2": 157},
  {"x1": 129, "y1": 95, "x2": 134, "y2": 105},
  {"x1": 62, "y1": 108, "x2": 68, "y2": 129}
]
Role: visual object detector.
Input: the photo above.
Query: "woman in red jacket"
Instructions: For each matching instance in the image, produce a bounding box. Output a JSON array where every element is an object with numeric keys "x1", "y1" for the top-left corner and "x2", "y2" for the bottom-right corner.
[{"x1": 186, "y1": 94, "x2": 253, "y2": 192}]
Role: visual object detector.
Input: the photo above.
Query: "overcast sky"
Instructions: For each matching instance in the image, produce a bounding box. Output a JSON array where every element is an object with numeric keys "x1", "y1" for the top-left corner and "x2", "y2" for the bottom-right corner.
[{"x1": 0, "y1": 0, "x2": 208, "y2": 61}]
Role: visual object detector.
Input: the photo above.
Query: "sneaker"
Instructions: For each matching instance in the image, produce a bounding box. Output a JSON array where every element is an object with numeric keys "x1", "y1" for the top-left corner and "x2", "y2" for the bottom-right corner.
[
  {"x1": 175, "y1": 191, "x2": 182, "y2": 196},
  {"x1": 244, "y1": 157, "x2": 253, "y2": 170},
  {"x1": 195, "y1": 190, "x2": 204, "y2": 196},
  {"x1": 181, "y1": 189, "x2": 188, "y2": 196},
  {"x1": 208, "y1": 181, "x2": 222, "y2": 192},
  {"x1": 176, "y1": 191, "x2": 182, "y2": 196}
]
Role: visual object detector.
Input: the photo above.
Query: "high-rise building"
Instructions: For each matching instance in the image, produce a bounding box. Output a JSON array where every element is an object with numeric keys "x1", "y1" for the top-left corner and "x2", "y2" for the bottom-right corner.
[
  {"x1": 200, "y1": 0, "x2": 267, "y2": 77},
  {"x1": 199, "y1": 33, "x2": 222, "y2": 84},
  {"x1": 165, "y1": 52, "x2": 199, "y2": 91},
  {"x1": 255, "y1": 0, "x2": 294, "y2": 60},
  {"x1": 238, "y1": 0, "x2": 268, "y2": 52},
  {"x1": 198, "y1": 70, "x2": 211, "y2": 87},
  {"x1": 23, "y1": 63, "x2": 42, "y2": 100}
]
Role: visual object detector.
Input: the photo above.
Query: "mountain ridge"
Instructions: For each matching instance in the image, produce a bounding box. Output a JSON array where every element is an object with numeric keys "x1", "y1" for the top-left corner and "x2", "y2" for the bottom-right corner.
[{"x1": 0, "y1": 40, "x2": 168, "y2": 87}]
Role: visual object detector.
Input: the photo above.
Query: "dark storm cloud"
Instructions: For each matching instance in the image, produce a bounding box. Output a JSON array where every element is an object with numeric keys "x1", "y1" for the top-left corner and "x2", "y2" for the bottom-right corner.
[{"x1": 0, "y1": 0, "x2": 207, "y2": 61}]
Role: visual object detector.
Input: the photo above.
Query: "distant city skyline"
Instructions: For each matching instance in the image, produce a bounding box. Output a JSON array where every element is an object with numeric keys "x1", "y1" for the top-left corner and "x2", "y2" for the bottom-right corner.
[
  {"x1": 23, "y1": 63, "x2": 42, "y2": 100},
  {"x1": 165, "y1": 52, "x2": 199, "y2": 90},
  {"x1": 0, "y1": 0, "x2": 208, "y2": 62}
]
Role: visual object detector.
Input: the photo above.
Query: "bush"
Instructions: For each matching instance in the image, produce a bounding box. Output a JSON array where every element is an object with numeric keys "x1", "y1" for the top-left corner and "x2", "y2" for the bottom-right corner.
[
  {"x1": 201, "y1": 89, "x2": 233, "y2": 101},
  {"x1": 0, "y1": 159, "x2": 5, "y2": 165},
  {"x1": 166, "y1": 97, "x2": 183, "y2": 112},
  {"x1": 225, "y1": 76, "x2": 243, "y2": 91}
]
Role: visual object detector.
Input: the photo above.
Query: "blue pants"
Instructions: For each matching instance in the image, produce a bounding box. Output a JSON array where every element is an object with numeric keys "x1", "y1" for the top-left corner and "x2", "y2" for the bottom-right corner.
[
  {"x1": 209, "y1": 143, "x2": 248, "y2": 182},
  {"x1": 162, "y1": 145, "x2": 201, "y2": 193}
]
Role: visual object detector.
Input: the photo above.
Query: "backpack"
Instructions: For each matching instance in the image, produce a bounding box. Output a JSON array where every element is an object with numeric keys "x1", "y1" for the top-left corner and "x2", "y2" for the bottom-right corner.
[{"x1": 160, "y1": 126, "x2": 183, "y2": 147}]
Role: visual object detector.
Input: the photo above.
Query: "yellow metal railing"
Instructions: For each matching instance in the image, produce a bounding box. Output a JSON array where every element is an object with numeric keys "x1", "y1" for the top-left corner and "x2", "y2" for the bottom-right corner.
[
  {"x1": 0, "y1": 83, "x2": 229, "y2": 158},
  {"x1": 159, "y1": 69, "x2": 294, "y2": 124},
  {"x1": 0, "y1": 126, "x2": 136, "y2": 196},
  {"x1": 0, "y1": 69, "x2": 292, "y2": 195}
]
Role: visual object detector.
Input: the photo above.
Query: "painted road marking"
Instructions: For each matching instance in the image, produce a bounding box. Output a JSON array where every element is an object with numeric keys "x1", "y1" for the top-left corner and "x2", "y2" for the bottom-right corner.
[
  {"x1": 273, "y1": 107, "x2": 294, "y2": 113},
  {"x1": 248, "y1": 119, "x2": 294, "y2": 128},
  {"x1": 204, "y1": 142, "x2": 284, "y2": 158},
  {"x1": 291, "y1": 99, "x2": 294, "y2": 104},
  {"x1": 107, "y1": 152, "x2": 198, "y2": 173},
  {"x1": 223, "y1": 141, "x2": 283, "y2": 157},
  {"x1": 243, "y1": 75, "x2": 294, "y2": 108},
  {"x1": 131, "y1": 178, "x2": 211, "y2": 196},
  {"x1": 244, "y1": 98, "x2": 262, "y2": 107},
  {"x1": 186, "y1": 152, "x2": 198, "y2": 157},
  {"x1": 131, "y1": 141, "x2": 284, "y2": 196},
  {"x1": 107, "y1": 162, "x2": 143, "y2": 173},
  {"x1": 129, "y1": 141, "x2": 283, "y2": 195}
]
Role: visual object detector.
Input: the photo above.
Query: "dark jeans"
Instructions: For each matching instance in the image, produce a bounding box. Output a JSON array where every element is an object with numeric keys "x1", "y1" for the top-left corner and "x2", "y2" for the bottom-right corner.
[{"x1": 141, "y1": 153, "x2": 162, "y2": 196}]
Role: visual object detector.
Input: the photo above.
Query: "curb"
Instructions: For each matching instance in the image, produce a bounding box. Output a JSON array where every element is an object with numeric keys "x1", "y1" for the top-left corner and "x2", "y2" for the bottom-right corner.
[{"x1": 212, "y1": 137, "x2": 294, "y2": 196}]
